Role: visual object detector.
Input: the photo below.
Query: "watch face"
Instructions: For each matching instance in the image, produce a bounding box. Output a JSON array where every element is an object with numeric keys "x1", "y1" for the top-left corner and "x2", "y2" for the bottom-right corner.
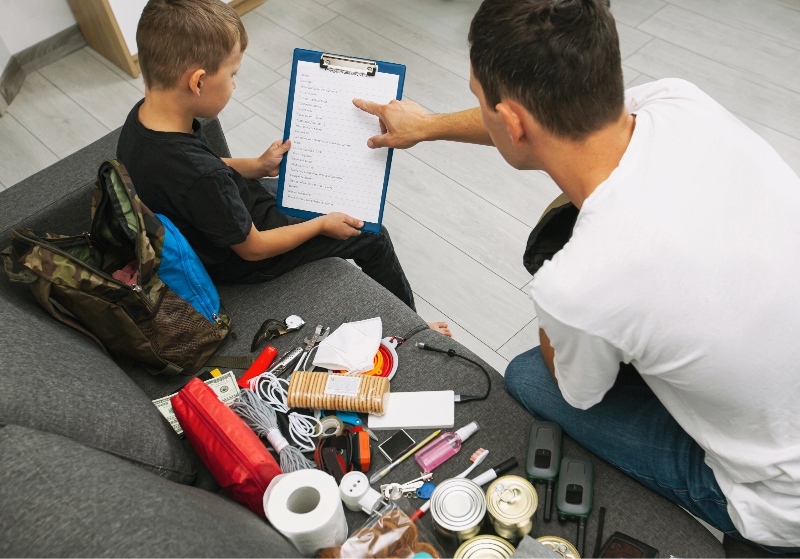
[{"x1": 285, "y1": 315, "x2": 305, "y2": 330}]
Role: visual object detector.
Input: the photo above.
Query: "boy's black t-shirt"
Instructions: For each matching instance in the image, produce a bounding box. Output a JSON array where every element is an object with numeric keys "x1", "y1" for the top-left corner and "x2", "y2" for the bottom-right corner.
[{"x1": 116, "y1": 100, "x2": 275, "y2": 274}]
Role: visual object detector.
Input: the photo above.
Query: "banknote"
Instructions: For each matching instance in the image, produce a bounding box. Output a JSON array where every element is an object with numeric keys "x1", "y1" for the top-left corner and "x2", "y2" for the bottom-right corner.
[{"x1": 153, "y1": 371, "x2": 241, "y2": 435}]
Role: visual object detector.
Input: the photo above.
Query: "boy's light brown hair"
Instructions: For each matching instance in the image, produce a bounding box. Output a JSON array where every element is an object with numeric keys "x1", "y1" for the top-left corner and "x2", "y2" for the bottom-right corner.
[{"x1": 137, "y1": 0, "x2": 249, "y2": 90}]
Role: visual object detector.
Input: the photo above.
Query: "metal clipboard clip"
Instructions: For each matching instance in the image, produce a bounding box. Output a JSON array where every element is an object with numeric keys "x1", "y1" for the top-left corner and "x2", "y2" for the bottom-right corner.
[{"x1": 320, "y1": 53, "x2": 377, "y2": 76}]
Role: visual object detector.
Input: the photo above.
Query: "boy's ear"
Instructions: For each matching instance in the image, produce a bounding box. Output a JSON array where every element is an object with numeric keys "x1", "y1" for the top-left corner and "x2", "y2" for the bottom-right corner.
[{"x1": 188, "y1": 68, "x2": 206, "y2": 97}]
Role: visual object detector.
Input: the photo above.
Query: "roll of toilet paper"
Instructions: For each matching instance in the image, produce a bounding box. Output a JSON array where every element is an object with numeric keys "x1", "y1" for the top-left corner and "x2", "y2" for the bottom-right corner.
[{"x1": 264, "y1": 470, "x2": 348, "y2": 555}]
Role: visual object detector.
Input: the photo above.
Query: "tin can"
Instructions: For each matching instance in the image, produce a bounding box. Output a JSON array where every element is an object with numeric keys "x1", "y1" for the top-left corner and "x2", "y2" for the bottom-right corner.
[
  {"x1": 453, "y1": 536, "x2": 516, "y2": 559},
  {"x1": 536, "y1": 536, "x2": 581, "y2": 559},
  {"x1": 485, "y1": 475, "x2": 538, "y2": 542},
  {"x1": 454, "y1": 535, "x2": 516, "y2": 558},
  {"x1": 430, "y1": 478, "x2": 487, "y2": 545}
]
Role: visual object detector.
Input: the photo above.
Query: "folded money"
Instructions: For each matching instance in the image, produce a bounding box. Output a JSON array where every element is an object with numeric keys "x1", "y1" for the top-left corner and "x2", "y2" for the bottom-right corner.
[{"x1": 153, "y1": 371, "x2": 241, "y2": 435}]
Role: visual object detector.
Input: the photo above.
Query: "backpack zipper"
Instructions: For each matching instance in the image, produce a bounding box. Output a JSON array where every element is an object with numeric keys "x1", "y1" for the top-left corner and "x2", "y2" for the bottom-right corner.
[{"x1": 11, "y1": 230, "x2": 156, "y2": 312}]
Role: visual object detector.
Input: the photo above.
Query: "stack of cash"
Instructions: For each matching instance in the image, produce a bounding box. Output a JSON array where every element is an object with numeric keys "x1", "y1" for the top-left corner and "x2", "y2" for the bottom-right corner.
[{"x1": 153, "y1": 371, "x2": 241, "y2": 435}]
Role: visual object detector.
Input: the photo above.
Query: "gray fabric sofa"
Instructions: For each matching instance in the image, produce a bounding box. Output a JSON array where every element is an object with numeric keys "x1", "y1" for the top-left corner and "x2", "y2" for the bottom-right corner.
[{"x1": 0, "y1": 119, "x2": 726, "y2": 557}]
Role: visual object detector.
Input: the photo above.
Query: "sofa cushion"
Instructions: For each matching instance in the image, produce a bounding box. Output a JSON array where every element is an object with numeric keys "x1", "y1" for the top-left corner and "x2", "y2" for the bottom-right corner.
[
  {"x1": 0, "y1": 424, "x2": 297, "y2": 557},
  {"x1": 0, "y1": 280, "x2": 195, "y2": 484},
  {"x1": 122, "y1": 257, "x2": 429, "y2": 399},
  {"x1": 122, "y1": 255, "x2": 722, "y2": 556}
]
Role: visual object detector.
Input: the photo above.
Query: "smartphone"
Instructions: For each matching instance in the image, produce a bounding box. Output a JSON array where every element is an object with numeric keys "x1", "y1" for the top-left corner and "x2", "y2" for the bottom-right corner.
[{"x1": 378, "y1": 430, "x2": 416, "y2": 462}]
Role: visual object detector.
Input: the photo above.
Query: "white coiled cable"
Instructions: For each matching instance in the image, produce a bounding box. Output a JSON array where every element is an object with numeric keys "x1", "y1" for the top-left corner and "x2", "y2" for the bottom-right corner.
[{"x1": 250, "y1": 372, "x2": 321, "y2": 452}]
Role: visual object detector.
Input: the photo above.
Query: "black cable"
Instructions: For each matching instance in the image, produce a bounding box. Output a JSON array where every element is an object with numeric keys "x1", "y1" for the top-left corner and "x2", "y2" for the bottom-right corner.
[
  {"x1": 415, "y1": 342, "x2": 492, "y2": 402},
  {"x1": 577, "y1": 517, "x2": 586, "y2": 559},
  {"x1": 592, "y1": 507, "x2": 606, "y2": 558},
  {"x1": 544, "y1": 480, "x2": 554, "y2": 522}
]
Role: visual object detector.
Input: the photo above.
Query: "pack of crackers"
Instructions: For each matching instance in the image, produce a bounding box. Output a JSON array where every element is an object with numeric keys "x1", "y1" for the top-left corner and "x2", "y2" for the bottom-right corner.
[{"x1": 286, "y1": 371, "x2": 388, "y2": 415}]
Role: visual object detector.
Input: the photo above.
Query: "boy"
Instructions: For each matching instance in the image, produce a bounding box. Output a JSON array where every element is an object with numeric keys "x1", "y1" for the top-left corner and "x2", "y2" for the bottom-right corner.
[{"x1": 117, "y1": 0, "x2": 449, "y2": 335}]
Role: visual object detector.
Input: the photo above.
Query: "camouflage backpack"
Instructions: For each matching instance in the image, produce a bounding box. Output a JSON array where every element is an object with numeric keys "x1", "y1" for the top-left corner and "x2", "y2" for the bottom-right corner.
[{"x1": 1, "y1": 160, "x2": 231, "y2": 375}]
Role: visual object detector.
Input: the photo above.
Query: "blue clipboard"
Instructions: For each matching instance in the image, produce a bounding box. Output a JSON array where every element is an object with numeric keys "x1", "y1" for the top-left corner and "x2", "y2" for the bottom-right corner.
[{"x1": 276, "y1": 48, "x2": 406, "y2": 234}]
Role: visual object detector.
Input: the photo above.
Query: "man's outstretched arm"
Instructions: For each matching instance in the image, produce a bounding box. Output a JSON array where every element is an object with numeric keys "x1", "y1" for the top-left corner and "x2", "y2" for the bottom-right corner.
[{"x1": 352, "y1": 99, "x2": 493, "y2": 149}]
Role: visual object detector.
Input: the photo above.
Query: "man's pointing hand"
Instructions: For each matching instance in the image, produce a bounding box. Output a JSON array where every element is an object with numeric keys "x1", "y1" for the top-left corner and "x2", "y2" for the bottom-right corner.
[{"x1": 352, "y1": 98, "x2": 432, "y2": 149}]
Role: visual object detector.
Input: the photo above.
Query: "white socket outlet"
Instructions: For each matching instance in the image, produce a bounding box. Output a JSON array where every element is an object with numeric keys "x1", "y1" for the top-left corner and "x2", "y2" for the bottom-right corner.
[{"x1": 339, "y1": 471, "x2": 382, "y2": 514}]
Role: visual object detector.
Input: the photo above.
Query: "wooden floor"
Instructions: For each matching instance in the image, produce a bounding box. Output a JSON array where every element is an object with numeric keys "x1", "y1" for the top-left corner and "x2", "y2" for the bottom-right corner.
[{"x1": 1, "y1": 0, "x2": 799, "y2": 373}]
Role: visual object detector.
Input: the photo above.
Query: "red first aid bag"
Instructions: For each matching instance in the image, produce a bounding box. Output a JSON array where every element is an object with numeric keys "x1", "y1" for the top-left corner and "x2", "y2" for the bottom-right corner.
[{"x1": 172, "y1": 378, "x2": 282, "y2": 517}]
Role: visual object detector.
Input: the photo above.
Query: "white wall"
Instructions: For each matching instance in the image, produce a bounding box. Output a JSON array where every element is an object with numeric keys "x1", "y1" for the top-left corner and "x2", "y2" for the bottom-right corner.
[
  {"x1": 0, "y1": 0, "x2": 76, "y2": 55},
  {"x1": 107, "y1": 0, "x2": 147, "y2": 56}
]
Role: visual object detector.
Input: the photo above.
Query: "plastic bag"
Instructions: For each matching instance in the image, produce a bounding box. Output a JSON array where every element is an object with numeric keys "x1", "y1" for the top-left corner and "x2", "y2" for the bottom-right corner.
[
  {"x1": 287, "y1": 371, "x2": 388, "y2": 415},
  {"x1": 318, "y1": 501, "x2": 442, "y2": 558}
]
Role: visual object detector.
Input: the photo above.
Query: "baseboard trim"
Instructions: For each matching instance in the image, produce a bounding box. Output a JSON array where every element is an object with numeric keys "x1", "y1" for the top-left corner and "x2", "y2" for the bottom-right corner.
[
  {"x1": 0, "y1": 25, "x2": 86, "y2": 115},
  {"x1": 0, "y1": 57, "x2": 23, "y2": 115}
]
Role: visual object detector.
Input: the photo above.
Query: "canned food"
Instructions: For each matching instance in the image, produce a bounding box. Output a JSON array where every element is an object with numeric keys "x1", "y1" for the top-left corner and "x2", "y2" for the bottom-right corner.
[
  {"x1": 430, "y1": 478, "x2": 487, "y2": 545},
  {"x1": 485, "y1": 475, "x2": 538, "y2": 541},
  {"x1": 454, "y1": 535, "x2": 516, "y2": 558},
  {"x1": 537, "y1": 536, "x2": 580, "y2": 559}
]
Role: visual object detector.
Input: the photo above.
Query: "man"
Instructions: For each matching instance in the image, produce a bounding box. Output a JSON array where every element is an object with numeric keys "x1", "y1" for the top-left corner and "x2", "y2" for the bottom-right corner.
[{"x1": 353, "y1": 0, "x2": 800, "y2": 550}]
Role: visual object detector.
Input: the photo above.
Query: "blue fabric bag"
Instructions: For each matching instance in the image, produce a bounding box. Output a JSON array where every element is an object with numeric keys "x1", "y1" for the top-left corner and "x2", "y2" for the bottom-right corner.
[{"x1": 156, "y1": 213, "x2": 221, "y2": 322}]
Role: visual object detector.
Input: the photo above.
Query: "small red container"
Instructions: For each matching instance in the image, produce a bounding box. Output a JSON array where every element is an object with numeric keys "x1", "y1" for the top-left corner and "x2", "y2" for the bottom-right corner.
[{"x1": 237, "y1": 345, "x2": 278, "y2": 388}]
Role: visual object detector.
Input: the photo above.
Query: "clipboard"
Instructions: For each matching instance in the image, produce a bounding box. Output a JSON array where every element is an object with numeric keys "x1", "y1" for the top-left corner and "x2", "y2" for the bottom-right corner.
[{"x1": 276, "y1": 48, "x2": 406, "y2": 234}]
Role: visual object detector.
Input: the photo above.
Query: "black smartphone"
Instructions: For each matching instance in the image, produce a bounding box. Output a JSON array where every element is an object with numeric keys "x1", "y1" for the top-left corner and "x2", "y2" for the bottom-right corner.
[{"x1": 378, "y1": 430, "x2": 416, "y2": 462}]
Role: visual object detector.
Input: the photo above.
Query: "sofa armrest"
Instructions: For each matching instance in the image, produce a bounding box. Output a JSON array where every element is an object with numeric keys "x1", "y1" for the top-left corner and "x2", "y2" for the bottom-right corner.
[{"x1": 0, "y1": 129, "x2": 121, "y2": 242}]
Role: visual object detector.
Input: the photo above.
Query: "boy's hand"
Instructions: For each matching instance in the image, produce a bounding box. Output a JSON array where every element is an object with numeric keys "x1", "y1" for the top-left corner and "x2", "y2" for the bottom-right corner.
[
  {"x1": 317, "y1": 213, "x2": 363, "y2": 239},
  {"x1": 259, "y1": 139, "x2": 291, "y2": 177}
]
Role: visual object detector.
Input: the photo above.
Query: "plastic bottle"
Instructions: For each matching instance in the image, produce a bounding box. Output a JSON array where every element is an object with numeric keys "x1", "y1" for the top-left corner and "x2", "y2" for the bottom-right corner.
[{"x1": 415, "y1": 421, "x2": 480, "y2": 472}]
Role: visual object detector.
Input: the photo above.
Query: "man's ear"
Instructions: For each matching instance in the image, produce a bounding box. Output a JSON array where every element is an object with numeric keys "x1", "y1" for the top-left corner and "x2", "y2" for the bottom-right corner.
[
  {"x1": 188, "y1": 68, "x2": 206, "y2": 97},
  {"x1": 495, "y1": 101, "x2": 526, "y2": 146}
]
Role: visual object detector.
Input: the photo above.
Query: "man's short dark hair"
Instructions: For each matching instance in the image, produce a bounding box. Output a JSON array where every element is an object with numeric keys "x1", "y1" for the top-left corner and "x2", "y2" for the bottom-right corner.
[{"x1": 469, "y1": 0, "x2": 624, "y2": 141}]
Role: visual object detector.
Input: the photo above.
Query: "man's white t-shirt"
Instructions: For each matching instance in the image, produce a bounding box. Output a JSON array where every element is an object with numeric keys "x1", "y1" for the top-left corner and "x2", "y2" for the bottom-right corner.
[{"x1": 530, "y1": 79, "x2": 800, "y2": 547}]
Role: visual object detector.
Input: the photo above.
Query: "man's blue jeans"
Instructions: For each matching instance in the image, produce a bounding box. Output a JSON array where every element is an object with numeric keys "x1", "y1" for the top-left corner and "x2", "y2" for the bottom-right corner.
[{"x1": 504, "y1": 346, "x2": 798, "y2": 553}]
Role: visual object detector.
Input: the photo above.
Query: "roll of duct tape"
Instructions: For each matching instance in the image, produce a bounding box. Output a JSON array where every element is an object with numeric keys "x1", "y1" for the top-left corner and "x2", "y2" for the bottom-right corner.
[{"x1": 320, "y1": 416, "x2": 345, "y2": 437}]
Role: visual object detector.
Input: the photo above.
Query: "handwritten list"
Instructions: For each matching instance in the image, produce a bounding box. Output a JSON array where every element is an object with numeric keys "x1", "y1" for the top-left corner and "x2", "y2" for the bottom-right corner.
[{"x1": 282, "y1": 61, "x2": 400, "y2": 224}]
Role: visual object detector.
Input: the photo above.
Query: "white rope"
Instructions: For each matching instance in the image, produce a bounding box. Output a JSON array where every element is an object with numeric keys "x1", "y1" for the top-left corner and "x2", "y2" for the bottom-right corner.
[
  {"x1": 249, "y1": 372, "x2": 322, "y2": 452},
  {"x1": 266, "y1": 428, "x2": 289, "y2": 454},
  {"x1": 230, "y1": 389, "x2": 316, "y2": 473}
]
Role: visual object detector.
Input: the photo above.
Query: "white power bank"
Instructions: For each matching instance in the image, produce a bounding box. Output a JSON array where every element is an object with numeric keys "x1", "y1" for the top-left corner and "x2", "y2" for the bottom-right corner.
[{"x1": 367, "y1": 391, "x2": 455, "y2": 430}]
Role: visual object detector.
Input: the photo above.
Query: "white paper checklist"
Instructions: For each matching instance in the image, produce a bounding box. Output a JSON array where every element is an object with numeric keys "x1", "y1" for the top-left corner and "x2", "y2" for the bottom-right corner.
[{"x1": 282, "y1": 61, "x2": 400, "y2": 224}]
